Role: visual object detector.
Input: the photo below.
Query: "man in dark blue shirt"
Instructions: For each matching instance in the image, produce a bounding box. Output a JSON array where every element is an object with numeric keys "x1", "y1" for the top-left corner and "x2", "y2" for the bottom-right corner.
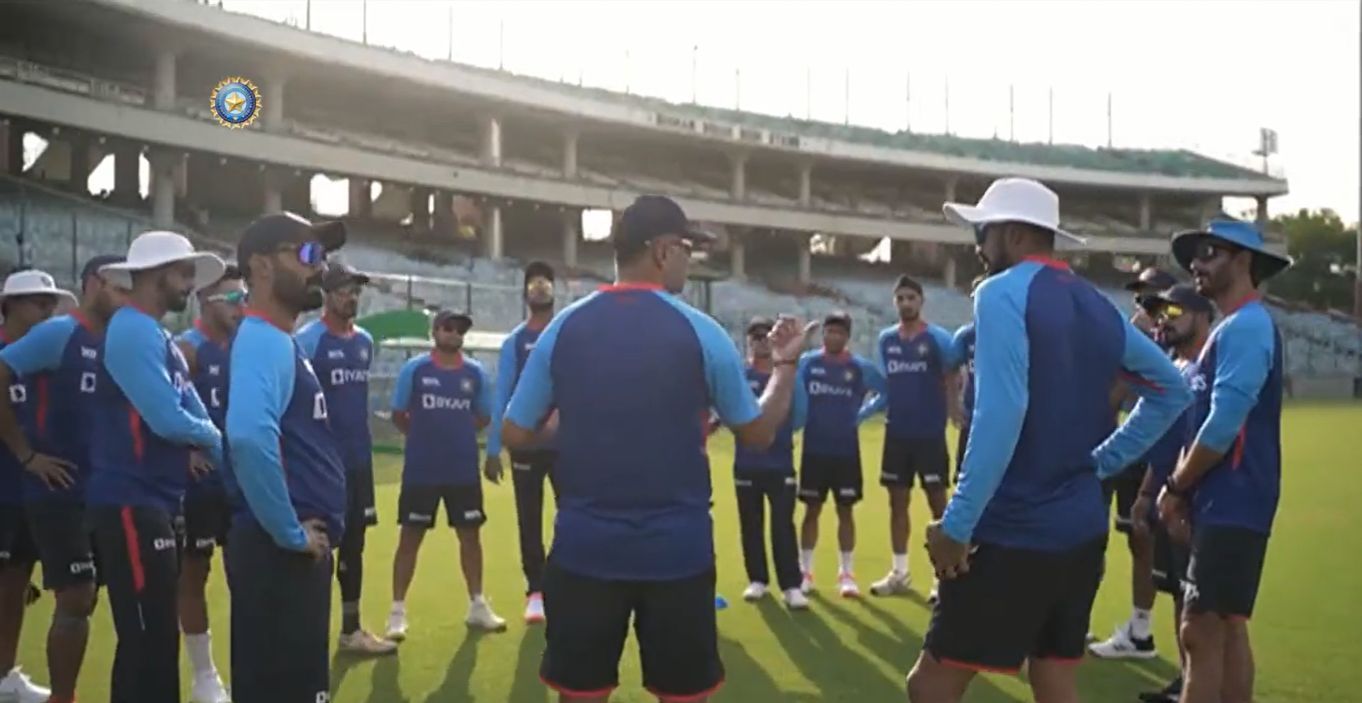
[
  {"x1": 225, "y1": 212, "x2": 348, "y2": 703},
  {"x1": 503, "y1": 195, "x2": 809, "y2": 703},
  {"x1": 485, "y1": 260, "x2": 559, "y2": 625},
  {"x1": 1161, "y1": 219, "x2": 1291, "y2": 703},
  {"x1": 906, "y1": 178, "x2": 1190, "y2": 703},
  {"x1": 172, "y1": 264, "x2": 245, "y2": 703},
  {"x1": 0, "y1": 260, "x2": 122, "y2": 703},
  {"x1": 793, "y1": 311, "x2": 886, "y2": 599},
  {"x1": 0, "y1": 269, "x2": 78, "y2": 703}
]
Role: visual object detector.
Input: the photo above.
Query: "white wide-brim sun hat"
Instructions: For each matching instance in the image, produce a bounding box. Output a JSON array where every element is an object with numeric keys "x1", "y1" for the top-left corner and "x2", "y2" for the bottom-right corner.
[
  {"x1": 0, "y1": 269, "x2": 78, "y2": 309},
  {"x1": 942, "y1": 177, "x2": 1087, "y2": 250},
  {"x1": 99, "y1": 230, "x2": 226, "y2": 291}
]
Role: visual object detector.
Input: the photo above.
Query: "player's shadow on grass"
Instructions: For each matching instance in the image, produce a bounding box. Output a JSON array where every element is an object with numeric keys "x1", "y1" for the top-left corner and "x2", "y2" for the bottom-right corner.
[
  {"x1": 754, "y1": 598, "x2": 903, "y2": 701},
  {"x1": 330, "y1": 650, "x2": 407, "y2": 702},
  {"x1": 507, "y1": 626, "x2": 549, "y2": 703},
  {"x1": 717, "y1": 635, "x2": 802, "y2": 701},
  {"x1": 425, "y1": 629, "x2": 486, "y2": 702}
]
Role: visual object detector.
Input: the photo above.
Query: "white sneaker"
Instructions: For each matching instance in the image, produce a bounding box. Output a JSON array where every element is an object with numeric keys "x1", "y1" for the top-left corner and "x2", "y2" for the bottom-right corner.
[
  {"x1": 799, "y1": 571, "x2": 815, "y2": 594},
  {"x1": 386, "y1": 611, "x2": 409, "y2": 642},
  {"x1": 742, "y1": 582, "x2": 768, "y2": 601},
  {"x1": 337, "y1": 629, "x2": 399, "y2": 655},
  {"x1": 868, "y1": 569, "x2": 911, "y2": 597},
  {"x1": 837, "y1": 572, "x2": 861, "y2": 599},
  {"x1": 1088, "y1": 623, "x2": 1157, "y2": 660},
  {"x1": 467, "y1": 599, "x2": 508, "y2": 632},
  {"x1": 191, "y1": 670, "x2": 231, "y2": 703},
  {"x1": 927, "y1": 579, "x2": 940, "y2": 604},
  {"x1": 783, "y1": 588, "x2": 810, "y2": 610},
  {"x1": 524, "y1": 592, "x2": 546, "y2": 625},
  {"x1": 0, "y1": 667, "x2": 50, "y2": 703}
]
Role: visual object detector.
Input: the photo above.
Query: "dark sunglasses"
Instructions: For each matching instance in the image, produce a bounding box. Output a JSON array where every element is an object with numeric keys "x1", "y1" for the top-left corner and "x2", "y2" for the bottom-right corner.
[
  {"x1": 1192, "y1": 240, "x2": 1240, "y2": 263},
  {"x1": 205, "y1": 290, "x2": 246, "y2": 306},
  {"x1": 277, "y1": 241, "x2": 327, "y2": 267}
]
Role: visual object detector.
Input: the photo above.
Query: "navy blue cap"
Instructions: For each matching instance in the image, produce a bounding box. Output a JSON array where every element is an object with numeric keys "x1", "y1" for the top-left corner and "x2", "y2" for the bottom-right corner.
[
  {"x1": 238, "y1": 212, "x2": 346, "y2": 278},
  {"x1": 610, "y1": 196, "x2": 715, "y2": 250},
  {"x1": 1123, "y1": 267, "x2": 1178, "y2": 292},
  {"x1": 81, "y1": 254, "x2": 125, "y2": 285},
  {"x1": 824, "y1": 310, "x2": 852, "y2": 330},
  {"x1": 432, "y1": 309, "x2": 472, "y2": 331},
  {"x1": 746, "y1": 316, "x2": 775, "y2": 335}
]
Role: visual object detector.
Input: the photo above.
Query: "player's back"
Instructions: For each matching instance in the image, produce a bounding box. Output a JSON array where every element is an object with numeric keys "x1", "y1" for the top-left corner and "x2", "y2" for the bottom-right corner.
[
  {"x1": 540, "y1": 285, "x2": 721, "y2": 580},
  {"x1": 975, "y1": 258, "x2": 1127, "y2": 549}
]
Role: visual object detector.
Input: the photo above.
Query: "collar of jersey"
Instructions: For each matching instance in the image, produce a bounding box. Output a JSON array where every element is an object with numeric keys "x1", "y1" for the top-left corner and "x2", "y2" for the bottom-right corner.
[
  {"x1": 1022, "y1": 255, "x2": 1071, "y2": 271},
  {"x1": 244, "y1": 309, "x2": 292, "y2": 333},
  {"x1": 71, "y1": 309, "x2": 100, "y2": 336},
  {"x1": 430, "y1": 351, "x2": 464, "y2": 369},
  {"x1": 1221, "y1": 292, "x2": 1262, "y2": 316},
  {"x1": 598, "y1": 282, "x2": 663, "y2": 293},
  {"x1": 897, "y1": 320, "x2": 928, "y2": 339},
  {"x1": 322, "y1": 313, "x2": 356, "y2": 336},
  {"x1": 820, "y1": 348, "x2": 851, "y2": 363}
]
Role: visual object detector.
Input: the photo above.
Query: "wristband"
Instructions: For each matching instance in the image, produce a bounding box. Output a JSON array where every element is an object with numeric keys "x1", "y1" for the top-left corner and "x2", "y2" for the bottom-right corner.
[
  {"x1": 773, "y1": 358, "x2": 799, "y2": 367},
  {"x1": 20, "y1": 451, "x2": 35, "y2": 466}
]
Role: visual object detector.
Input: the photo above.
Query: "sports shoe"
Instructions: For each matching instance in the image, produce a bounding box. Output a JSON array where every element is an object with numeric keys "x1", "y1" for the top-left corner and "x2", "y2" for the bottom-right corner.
[
  {"x1": 1088, "y1": 623, "x2": 1156, "y2": 660},
  {"x1": 337, "y1": 629, "x2": 399, "y2": 655},
  {"x1": 0, "y1": 667, "x2": 50, "y2": 703},
  {"x1": 190, "y1": 670, "x2": 231, "y2": 703},
  {"x1": 868, "y1": 569, "x2": 911, "y2": 597},
  {"x1": 1137, "y1": 676, "x2": 1183, "y2": 703},
  {"x1": 385, "y1": 611, "x2": 409, "y2": 642},
  {"x1": 837, "y1": 572, "x2": 861, "y2": 598},
  {"x1": 524, "y1": 592, "x2": 545, "y2": 624},
  {"x1": 783, "y1": 588, "x2": 810, "y2": 610},
  {"x1": 799, "y1": 571, "x2": 815, "y2": 594},
  {"x1": 927, "y1": 579, "x2": 940, "y2": 604},
  {"x1": 467, "y1": 599, "x2": 508, "y2": 632},
  {"x1": 742, "y1": 582, "x2": 768, "y2": 601}
]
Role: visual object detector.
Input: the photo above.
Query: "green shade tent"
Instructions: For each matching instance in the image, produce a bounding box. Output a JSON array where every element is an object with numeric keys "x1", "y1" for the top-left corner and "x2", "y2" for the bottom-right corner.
[{"x1": 357, "y1": 309, "x2": 509, "y2": 352}]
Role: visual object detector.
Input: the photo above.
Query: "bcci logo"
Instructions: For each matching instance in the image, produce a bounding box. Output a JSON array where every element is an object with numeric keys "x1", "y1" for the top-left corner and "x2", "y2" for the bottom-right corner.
[
  {"x1": 843, "y1": 369, "x2": 854, "y2": 382},
  {"x1": 211, "y1": 77, "x2": 261, "y2": 129},
  {"x1": 460, "y1": 378, "x2": 474, "y2": 394}
]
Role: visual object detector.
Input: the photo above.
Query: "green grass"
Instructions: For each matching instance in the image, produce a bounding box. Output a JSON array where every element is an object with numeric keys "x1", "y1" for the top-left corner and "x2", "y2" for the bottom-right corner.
[{"x1": 16, "y1": 402, "x2": 1362, "y2": 702}]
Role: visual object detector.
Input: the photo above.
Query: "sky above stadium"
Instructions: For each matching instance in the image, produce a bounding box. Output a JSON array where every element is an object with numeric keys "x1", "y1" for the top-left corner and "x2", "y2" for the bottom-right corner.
[{"x1": 217, "y1": 0, "x2": 1359, "y2": 223}]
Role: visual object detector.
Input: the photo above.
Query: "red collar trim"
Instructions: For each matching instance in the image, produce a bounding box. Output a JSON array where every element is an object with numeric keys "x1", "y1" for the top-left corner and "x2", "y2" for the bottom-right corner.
[
  {"x1": 1023, "y1": 255, "x2": 1071, "y2": 271},
  {"x1": 71, "y1": 309, "x2": 98, "y2": 335},
  {"x1": 245, "y1": 309, "x2": 292, "y2": 334},
  {"x1": 821, "y1": 348, "x2": 851, "y2": 362},
  {"x1": 525, "y1": 316, "x2": 550, "y2": 332},
  {"x1": 1222, "y1": 292, "x2": 1261, "y2": 316},
  {"x1": 194, "y1": 319, "x2": 229, "y2": 346},
  {"x1": 128, "y1": 302, "x2": 159, "y2": 318},
  {"x1": 898, "y1": 320, "x2": 927, "y2": 339},
  {"x1": 0, "y1": 329, "x2": 9, "y2": 344},
  {"x1": 598, "y1": 282, "x2": 664, "y2": 293},
  {"x1": 322, "y1": 312, "x2": 355, "y2": 336},
  {"x1": 431, "y1": 351, "x2": 464, "y2": 370}
]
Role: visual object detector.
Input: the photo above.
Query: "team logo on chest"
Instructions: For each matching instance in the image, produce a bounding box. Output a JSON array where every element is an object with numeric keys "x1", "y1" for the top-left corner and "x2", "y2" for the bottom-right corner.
[
  {"x1": 208, "y1": 364, "x2": 222, "y2": 377},
  {"x1": 327, "y1": 349, "x2": 345, "y2": 360},
  {"x1": 80, "y1": 346, "x2": 97, "y2": 360},
  {"x1": 917, "y1": 342, "x2": 929, "y2": 356},
  {"x1": 460, "y1": 377, "x2": 474, "y2": 394},
  {"x1": 359, "y1": 347, "x2": 369, "y2": 362},
  {"x1": 843, "y1": 369, "x2": 855, "y2": 382},
  {"x1": 8, "y1": 384, "x2": 25, "y2": 404}
]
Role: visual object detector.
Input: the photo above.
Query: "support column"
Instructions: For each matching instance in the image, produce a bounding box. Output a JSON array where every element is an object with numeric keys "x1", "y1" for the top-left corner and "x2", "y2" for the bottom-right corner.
[
  {"x1": 66, "y1": 134, "x2": 91, "y2": 194},
  {"x1": 944, "y1": 176, "x2": 959, "y2": 208},
  {"x1": 944, "y1": 253, "x2": 958, "y2": 290},
  {"x1": 798, "y1": 161, "x2": 812, "y2": 207},
  {"x1": 562, "y1": 129, "x2": 579, "y2": 179},
  {"x1": 1138, "y1": 193, "x2": 1152, "y2": 231},
  {"x1": 153, "y1": 49, "x2": 176, "y2": 111},
  {"x1": 1, "y1": 121, "x2": 23, "y2": 175},
  {"x1": 796, "y1": 236, "x2": 811, "y2": 285},
  {"x1": 482, "y1": 116, "x2": 502, "y2": 168},
  {"x1": 112, "y1": 142, "x2": 141, "y2": 207},
  {"x1": 149, "y1": 149, "x2": 178, "y2": 227},
  {"x1": 730, "y1": 235, "x2": 746, "y2": 280},
  {"x1": 729, "y1": 152, "x2": 747, "y2": 202},
  {"x1": 432, "y1": 190, "x2": 455, "y2": 237},
  {"x1": 262, "y1": 169, "x2": 283, "y2": 213},
  {"x1": 1199, "y1": 196, "x2": 1220, "y2": 225},
  {"x1": 485, "y1": 204, "x2": 504, "y2": 259},
  {"x1": 409, "y1": 186, "x2": 432, "y2": 230},
  {"x1": 263, "y1": 73, "x2": 286, "y2": 132},
  {"x1": 1255, "y1": 195, "x2": 1269, "y2": 229},
  {"x1": 348, "y1": 178, "x2": 372, "y2": 218},
  {"x1": 561, "y1": 210, "x2": 579, "y2": 269}
]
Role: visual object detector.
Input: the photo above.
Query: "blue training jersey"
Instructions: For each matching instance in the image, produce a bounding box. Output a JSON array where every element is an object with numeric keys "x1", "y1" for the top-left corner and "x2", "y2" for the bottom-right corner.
[
  {"x1": 952, "y1": 323, "x2": 977, "y2": 418},
  {"x1": 731, "y1": 365, "x2": 795, "y2": 474},
  {"x1": 296, "y1": 318, "x2": 373, "y2": 471},
  {"x1": 392, "y1": 352, "x2": 493, "y2": 486},
  {"x1": 1186, "y1": 298, "x2": 1283, "y2": 535},
  {"x1": 942, "y1": 258, "x2": 1190, "y2": 551},
  {"x1": 486, "y1": 321, "x2": 549, "y2": 457},
  {"x1": 225, "y1": 315, "x2": 347, "y2": 549},
  {"x1": 504, "y1": 284, "x2": 759, "y2": 582},
  {"x1": 177, "y1": 323, "x2": 233, "y2": 495},
  {"x1": 0, "y1": 337, "x2": 31, "y2": 507},
  {"x1": 792, "y1": 349, "x2": 884, "y2": 458},
  {"x1": 866, "y1": 322, "x2": 959, "y2": 440},
  {"x1": 1146, "y1": 357, "x2": 1201, "y2": 486},
  {"x1": 0, "y1": 313, "x2": 104, "y2": 504},
  {"x1": 87, "y1": 307, "x2": 222, "y2": 514}
]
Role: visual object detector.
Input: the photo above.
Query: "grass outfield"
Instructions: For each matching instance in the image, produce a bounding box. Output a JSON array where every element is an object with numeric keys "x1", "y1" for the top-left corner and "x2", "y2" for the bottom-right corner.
[{"x1": 16, "y1": 401, "x2": 1362, "y2": 702}]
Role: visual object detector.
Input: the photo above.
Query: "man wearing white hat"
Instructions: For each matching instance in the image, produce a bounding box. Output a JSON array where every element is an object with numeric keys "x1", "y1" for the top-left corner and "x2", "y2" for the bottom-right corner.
[
  {"x1": 906, "y1": 178, "x2": 1191, "y2": 703},
  {"x1": 85, "y1": 231, "x2": 226, "y2": 703},
  {"x1": 0, "y1": 269, "x2": 74, "y2": 703},
  {"x1": 1159, "y1": 219, "x2": 1291, "y2": 703},
  {"x1": 0, "y1": 259, "x2": 124, "y2": 703}
]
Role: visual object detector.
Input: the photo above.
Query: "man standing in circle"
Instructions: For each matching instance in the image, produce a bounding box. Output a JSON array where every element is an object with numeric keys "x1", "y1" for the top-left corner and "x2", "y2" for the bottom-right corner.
[
  {"x1": 503, "y1": 195, "x2": 809, "y2": 703},
  {"x1": 225, "y1": 212, "x2": 348, "y2": 702},
  {"x1": 387, "y1": 310, "x2": 506, "y2": 639},
  {"x1": 484, "y1": 260, "x2": 559, "y2": 625},
  {"x1": 1160, "y1": 219, "x2": 1291, "y2": 703},
  {"x1": 297, "y1": 265, "x2": 396, "y2": 655}
]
